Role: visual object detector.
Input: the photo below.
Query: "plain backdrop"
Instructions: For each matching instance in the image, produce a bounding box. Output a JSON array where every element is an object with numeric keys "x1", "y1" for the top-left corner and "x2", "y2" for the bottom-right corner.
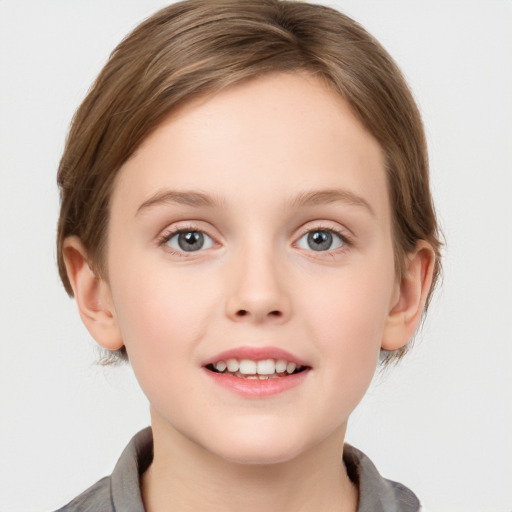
[{"x1": 0, "y1": 1, "x2": 511, "y2": 511}]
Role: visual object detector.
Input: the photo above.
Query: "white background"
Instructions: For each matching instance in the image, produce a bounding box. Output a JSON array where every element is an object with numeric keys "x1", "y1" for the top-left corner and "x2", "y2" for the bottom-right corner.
[{"x1": 0, "y1": 1, "x2": 511, "y2": 511}]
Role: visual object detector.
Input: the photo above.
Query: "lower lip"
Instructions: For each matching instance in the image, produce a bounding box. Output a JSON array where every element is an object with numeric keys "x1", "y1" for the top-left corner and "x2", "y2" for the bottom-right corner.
[{"x1": 202, "y1": 368, "x2": 310, "y2": 398}]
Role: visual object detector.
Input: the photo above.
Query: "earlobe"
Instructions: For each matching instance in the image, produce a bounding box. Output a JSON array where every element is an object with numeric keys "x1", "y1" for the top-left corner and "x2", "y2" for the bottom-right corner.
[
  {"x1": 62, "y1": 236, "x2": 124, "y2": 351},
  {"x1": 382, "y1": 241, "x2": 436, "y2": 351}
]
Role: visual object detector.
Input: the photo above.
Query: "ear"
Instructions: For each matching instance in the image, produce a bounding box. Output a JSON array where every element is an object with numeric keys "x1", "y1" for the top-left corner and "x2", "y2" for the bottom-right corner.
[
  {"x1": 62, "y1": 236, "x2": 124, "y2": 351},
  {"x1": 382, "y1": 241, "x2": 436, "y2": 351}
]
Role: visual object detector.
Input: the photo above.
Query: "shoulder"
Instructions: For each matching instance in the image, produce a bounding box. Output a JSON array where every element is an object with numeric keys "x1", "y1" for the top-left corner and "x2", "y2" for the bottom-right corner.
[
  {"x1": 53, "y1": 427, "x2": 152, "y2": 512},
  {"x1": 53, "y1": 476, "x2": 113, "y2": 512}
]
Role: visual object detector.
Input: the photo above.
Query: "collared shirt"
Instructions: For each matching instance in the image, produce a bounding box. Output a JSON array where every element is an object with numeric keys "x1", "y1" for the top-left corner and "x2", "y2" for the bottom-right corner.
[{"x1": 55, "y1": 427, "x2": 422, "y2": 512}]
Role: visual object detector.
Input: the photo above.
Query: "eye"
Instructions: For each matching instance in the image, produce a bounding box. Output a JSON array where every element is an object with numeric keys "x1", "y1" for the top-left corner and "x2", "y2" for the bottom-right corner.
[
  {"x1": 164, "y1": 229, "x2": 214, "y2": 253},
  {"x1": 296, "y1": 229, "x2": 346, "y2": 252}
]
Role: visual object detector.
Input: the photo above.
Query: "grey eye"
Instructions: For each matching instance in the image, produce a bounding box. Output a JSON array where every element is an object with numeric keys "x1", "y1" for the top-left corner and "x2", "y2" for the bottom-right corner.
[
  {"x1": 297, "y1": 230, "x2": 344, "y2": 252},
  {"x1": 167, "y1": 231, "x2": 214, "y2": 252}
]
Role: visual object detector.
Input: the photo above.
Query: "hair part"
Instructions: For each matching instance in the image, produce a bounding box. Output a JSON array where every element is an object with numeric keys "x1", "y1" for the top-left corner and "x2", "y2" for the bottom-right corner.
[{"x1": 57, "y1": 0, "x2": 442, "y2": 364}]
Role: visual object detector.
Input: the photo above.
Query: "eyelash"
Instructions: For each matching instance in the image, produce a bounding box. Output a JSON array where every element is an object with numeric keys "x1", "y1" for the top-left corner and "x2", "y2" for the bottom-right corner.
[{"x1": 157, "y1": 224, "x2": 352, "y2": 257}]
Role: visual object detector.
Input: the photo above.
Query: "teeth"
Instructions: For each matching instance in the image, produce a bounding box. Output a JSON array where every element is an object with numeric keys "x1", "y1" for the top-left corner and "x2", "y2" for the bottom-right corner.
[
  {"x1": 214, "y1": 361, "x2": 227, "y2": 372},
  {"x1": 256, "y1": 359, "x2": 276, "y2": 375},
  {"x1": 239, "y1": 359, "x2": 257, "y2": 375},
  {"x1": 275, "y1": 359, "x2": 287, "y2": 373},
  {"x1": 286, "y1": 362, "x2": 297, "y2": 374},
  {"x1": 210, "y1": 357, "x2": 304, "y2": 377},
  {"x1": 226, "y1": 358, "x2": 239, "y2": 372}
]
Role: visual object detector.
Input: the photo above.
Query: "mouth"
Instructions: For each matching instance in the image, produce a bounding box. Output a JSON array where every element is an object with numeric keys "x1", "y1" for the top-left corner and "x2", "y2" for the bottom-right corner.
[
  {"x1": 205, "y1": 358, "x2": 309, "y2": 380},
  {"x1": 201, "y1": 347, "x2": 311, "y2": 396}
]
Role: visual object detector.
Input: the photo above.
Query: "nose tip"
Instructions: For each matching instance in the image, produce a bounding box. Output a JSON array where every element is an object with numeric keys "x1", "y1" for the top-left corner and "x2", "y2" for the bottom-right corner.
[{"x1": 225, "y1": 256, "x2": 291, "y2": 325}]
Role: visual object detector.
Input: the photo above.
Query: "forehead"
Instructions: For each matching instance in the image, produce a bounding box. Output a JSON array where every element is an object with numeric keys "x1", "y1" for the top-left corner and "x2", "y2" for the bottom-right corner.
[{"x1": 111, "y1": 72, "x2": 389, "y2": 224}]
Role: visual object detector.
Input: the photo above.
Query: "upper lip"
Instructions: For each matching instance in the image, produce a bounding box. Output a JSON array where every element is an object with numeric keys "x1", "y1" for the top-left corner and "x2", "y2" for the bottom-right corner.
[{"x1": 202, "y1": 346, "x2": 310, "y2": 368}]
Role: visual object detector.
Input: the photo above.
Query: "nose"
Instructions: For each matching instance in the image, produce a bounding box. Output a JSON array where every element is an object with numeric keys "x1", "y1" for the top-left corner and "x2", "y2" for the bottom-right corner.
[{"x1": 225, "y1": 245, "x2": 291, "y2": 325}]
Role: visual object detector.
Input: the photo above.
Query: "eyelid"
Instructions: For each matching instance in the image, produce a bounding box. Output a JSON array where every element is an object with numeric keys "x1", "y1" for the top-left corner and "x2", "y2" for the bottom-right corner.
[{"x1": 295, "y1": 221, "x2": 353, "y2": 242}]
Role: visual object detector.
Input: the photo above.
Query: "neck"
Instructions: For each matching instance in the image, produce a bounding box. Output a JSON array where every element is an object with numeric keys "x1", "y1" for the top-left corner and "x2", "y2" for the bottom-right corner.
[{"x1": 141, "y1": 410, "x2": 358, "y2": 512}]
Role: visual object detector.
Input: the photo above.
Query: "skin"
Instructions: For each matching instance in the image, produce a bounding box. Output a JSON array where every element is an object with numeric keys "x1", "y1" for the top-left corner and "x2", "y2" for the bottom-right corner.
[{"x1": 64, "y1": 72, "x2": 435, "y2": 512}]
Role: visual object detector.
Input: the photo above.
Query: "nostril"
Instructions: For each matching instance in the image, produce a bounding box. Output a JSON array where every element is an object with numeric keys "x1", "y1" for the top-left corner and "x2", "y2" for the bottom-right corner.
[{"x1": 235, "y1": 309, "x2": 282, "y2": 318}]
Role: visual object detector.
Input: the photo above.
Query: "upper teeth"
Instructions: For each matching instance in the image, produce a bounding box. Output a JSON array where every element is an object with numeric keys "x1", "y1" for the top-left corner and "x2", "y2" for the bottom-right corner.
[{"x1": 213, "y1": 358, "x2": 298, "y2": 375}]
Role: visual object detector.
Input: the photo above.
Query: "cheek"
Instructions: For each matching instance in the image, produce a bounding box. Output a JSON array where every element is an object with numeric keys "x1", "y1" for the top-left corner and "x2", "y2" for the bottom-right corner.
[
  {"x1": 109, "y1": 264, "x2": 224, "y2": 425},
  {"x1": 303, "y1": 265, "x2": 392, "y2": 345},
  {"x1": 109, "y1": 260, "x2": 220, "y2": 366},
  {"x1": 297, "y1": 262, "x2": 394, "y2": 402}
]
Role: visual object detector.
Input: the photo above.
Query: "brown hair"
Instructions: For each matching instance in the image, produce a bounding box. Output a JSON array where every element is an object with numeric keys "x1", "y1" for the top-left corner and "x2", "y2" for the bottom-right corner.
[{"x1": 57, "y1": 0, "x2": 442, "y2": 364}]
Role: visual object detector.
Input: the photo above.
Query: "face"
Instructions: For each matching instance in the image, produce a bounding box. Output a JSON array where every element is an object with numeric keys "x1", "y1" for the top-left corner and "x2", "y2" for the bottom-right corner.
[{"x1": 105, "y1": 72, "x2": 398, "y2": 464}]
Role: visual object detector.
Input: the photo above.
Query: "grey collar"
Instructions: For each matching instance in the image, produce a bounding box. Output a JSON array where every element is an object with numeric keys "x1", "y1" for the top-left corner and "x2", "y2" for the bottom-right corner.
[
  {"x1": 343, "y1": 443, "x2": 421, "y2": 512},
  {"x1": 110, "y1": 427, "x2": 420, "y2": 512}
]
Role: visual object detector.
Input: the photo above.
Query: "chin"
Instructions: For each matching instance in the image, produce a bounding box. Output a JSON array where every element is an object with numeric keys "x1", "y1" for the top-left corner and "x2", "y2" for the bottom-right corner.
[
  {"x1": 221, "y1": 447, "x2": 304, "y2": 466},
  {"x1": 206, "y1": 431, "x2": 312, "y2": 466}
]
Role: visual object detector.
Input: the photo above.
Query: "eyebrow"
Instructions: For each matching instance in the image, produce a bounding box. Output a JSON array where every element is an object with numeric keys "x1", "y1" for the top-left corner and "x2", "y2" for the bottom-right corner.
[
  {"x1": 288, "y1": 189, "x2": 375, "y2": 216},
  {"x1": 137, "y1": 190, "x2": 225, "y2": 214},
  {"x1": 137, "y1": 188, "x2": 374, "y2": 216}
]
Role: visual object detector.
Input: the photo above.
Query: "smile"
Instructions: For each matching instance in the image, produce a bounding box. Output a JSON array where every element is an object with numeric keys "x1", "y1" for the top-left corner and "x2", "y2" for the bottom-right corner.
[
  {"x1": 206, "y1": 358, "x2": 307, "y2": 379},
  {"x1": 202, "y1": 346, "x2": 311, "y2": 397}
]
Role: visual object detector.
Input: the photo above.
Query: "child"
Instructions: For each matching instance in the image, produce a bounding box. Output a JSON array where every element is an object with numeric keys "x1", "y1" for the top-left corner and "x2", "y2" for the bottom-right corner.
[{"x1": 55, "y1": 1, "x2": 441, "y2": 510}]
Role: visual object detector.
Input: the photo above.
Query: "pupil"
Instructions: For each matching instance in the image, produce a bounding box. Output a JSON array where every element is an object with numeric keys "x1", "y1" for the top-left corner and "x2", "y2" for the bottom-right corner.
[
  {"x1": 308, "y1": 230, "x2": 332, "y2": 251},
  {"x1": 178, "y1": 231, "x2": 204, "y2": 251}
]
